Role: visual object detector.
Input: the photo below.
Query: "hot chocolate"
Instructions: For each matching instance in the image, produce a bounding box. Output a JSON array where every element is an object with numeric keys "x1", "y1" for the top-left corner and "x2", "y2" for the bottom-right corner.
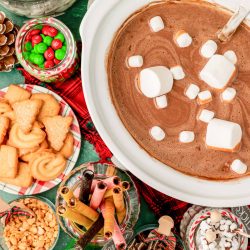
[{"x1": 107, "y1": 0, "x2": 250, "y2": 180}]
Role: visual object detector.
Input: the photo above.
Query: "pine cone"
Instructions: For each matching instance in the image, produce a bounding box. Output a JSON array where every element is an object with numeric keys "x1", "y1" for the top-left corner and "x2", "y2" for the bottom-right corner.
[{"x1": 0, "y1": 11, "x2": 18, "y2": 72}]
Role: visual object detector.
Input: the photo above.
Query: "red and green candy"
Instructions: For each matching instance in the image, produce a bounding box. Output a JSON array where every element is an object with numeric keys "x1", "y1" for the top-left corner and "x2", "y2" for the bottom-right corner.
[{"x1": 23, "y1": 24, "x2": 67, "y2": 69}]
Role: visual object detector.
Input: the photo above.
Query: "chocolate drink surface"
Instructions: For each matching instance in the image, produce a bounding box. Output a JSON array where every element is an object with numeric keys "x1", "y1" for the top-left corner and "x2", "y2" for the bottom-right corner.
[{"x1": 107, "y1": 1, "x2": 250, "y2": 180}]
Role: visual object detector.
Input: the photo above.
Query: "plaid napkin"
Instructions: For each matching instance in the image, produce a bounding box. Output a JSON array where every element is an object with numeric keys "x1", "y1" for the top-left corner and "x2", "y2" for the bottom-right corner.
[{"x1": 18, "y1": 42, "x2": 188, "y2": 232}]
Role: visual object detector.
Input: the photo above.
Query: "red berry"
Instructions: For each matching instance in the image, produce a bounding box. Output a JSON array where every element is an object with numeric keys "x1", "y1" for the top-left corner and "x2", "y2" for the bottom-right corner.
[
  {"x1": 31, "y1": 35, "x2": 42, "y2": 46},
  {"x1": 54, "y1": 58, "x2": 61, "y2": 65},
  {"x1": 30, "y1": 29, "x2": 41, "y2": 36},
  {"x1": 25, "y1": 31, "x2": 32, "y2": 41},
  {"x1": 51, "y1": 39, "x2": 62, "y2": 50},
  {"x1": 44, "y1": 47, "x2": 55, "y2": 60},
  {"x1": 42, "y1": 25, "x2": 50, "y2": 35},
  {"x1": 44, "y1": 60, "x2": 55, "y2": 68},
  {"x1": 47, "y1": 27, "x2": 58, "y2": 37}
]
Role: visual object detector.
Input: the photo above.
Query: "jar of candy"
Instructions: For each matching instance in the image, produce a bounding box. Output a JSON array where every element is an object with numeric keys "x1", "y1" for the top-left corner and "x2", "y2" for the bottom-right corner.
[
  {"x1": 0, "y1": 0, "x2": 77, "y2": 18},
  {"x1": 15, "y1": 17, "x2": 79, "y2": 83}
]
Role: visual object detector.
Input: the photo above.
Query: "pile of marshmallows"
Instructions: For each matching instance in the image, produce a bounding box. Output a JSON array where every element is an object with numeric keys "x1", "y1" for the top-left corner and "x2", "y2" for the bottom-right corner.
[
  {"x1": 127, "y1": 16, "x2": 246, "y2": 175},
  {"x1": 198, "y1": 210, "x2": 239, "y2": 250}
]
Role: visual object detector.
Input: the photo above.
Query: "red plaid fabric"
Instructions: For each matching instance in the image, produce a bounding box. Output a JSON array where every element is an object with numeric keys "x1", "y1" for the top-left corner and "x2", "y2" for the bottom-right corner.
[{"x1": 17, "y1": 42, "x2": 190, "y2": 238}]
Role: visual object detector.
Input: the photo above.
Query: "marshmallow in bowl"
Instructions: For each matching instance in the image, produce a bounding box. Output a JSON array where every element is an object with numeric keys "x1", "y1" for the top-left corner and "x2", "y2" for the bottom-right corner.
[
  {"x1": 128, "y1": 55, "x2": 143, "y2": 68},
  {"x1": 170, "y1": 65, "x2": 185, "y2": 80},
  {"x1": 205, "y1": 229, "x2": 216, "y2": 243},
  {"x1": 197, "y1": 90, "x2": 212, "y2": 105},
  {"x1": 139, "y1": 66, "x2": 174, "y2": 98},
  {"x1": 174, "y1": 30, "x2": 192, "y2": 48},
  {"x1": 200, "y1": 54, "x2": 236, "y2": 89},
  {"x1": 149, "y1": 16, "x2": 164, "y2": 32},
  {"x1": 221, "y1": 87, "x2": 236, "y2": 102},
  {"x1": 185, "y1": 83, "x2": 200, "y2": 100},
  {"x1": 231, "y1": 159, "x2": 247, "y2": 174},
  {"x1": 179, "y1": 131, "x2": 195, "y2": 143},
  {"x1": 210, "y1": 210, "x2": 222, "y2": 225},
  {"x1": 224, "y1": 50, "x2": 237, "y2": 64},
  {"x1": 155, "y1": 95, "x2": 168, "y2": 109},
  {"x1": 200, "y1": 40, "x2": 218, "y2": 58},
  {"x1": 206, "y1": 118, "x2": 242, "y2": 152},
  {"x1": 198, "y1": 109, "x2": 215, "y2": 123},
  {"x1": 150, "y1": 126, "x2": 166, "y2": 141}
]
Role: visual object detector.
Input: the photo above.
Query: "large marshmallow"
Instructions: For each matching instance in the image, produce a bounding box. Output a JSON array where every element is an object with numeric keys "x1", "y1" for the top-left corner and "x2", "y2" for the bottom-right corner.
[
  {"x1": 231, "y1": 159, "x2": 247, "y2": 174},
  {"x1": 175, "y1": 30, "x2": 192, "y2": 48},
  {"x1": 150, "y1": 126, "x2": 166, "y2": 141},
  {"x1": 155, "y1": 95, "x2": 168, "y2": 109},
  {"x1": 224, "y1": 50, "x2": 237, "y2": 65},
  {"x1": 185, "y1": 84, "x2": 200, "y2": 100},
  {"x1": 221, "y1": 87, "x2": 236, "y2": 102},
  {"x1": 170, "y1": 66, "x2": 185, "y2": 80},
  {"x1": 206, "y1": 118, "x2": 242, "y2": 152},
  {"x1": 179, "y1": 131, "x2": 195, "y2": 143},
  {"x1": 149, "y1": 16, "x2": 164, "y2": 32},
  {"x1": 197, "y1": 90, "x2": 212, "y2": 105},
  {"x1": 200, "y1": 40, "x2": 218, "y2": 58},
  {"x1": 128, "y1": 55, "x2": 143, "y2": 68},
  {"x1": 200, "y1": 54, "x2": 236, "y2": 90},
  {"x1": 139, "y1": 66, "x2": 174, "y2": 98},
  {"x1": 198, "y1": 109, "x2": 215, "y2": 123}
]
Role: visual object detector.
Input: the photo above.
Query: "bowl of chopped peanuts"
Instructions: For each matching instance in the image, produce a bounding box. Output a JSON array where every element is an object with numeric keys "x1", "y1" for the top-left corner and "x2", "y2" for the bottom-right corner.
[{"x1": 0, "y1": 196, "x2": 59, "y2": 250}]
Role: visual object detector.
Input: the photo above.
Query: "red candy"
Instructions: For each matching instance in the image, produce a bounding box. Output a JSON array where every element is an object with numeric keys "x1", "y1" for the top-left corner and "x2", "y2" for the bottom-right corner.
[
  {"x1": 44, "y1": 47, "x2": 55, "y2": 60},
  {"x1": 31, "y1": 35, "x2": 42, "y2": 46},
  {"x1": 47, "y1": 27, "x2": 58, "y2": 37},
  {"x1": 54, "y1": 58, "x2": 61, "y2": 65},
  {"x1": 30, "y1": 29, "x2": 41, "y2": 36},
  {"x1": 44, "y1": 60, "x2": 55, "y2": 68},
  {"x1": 25, "y1": 31, "x2": 32, "y2": 41},
  {"x1": 42, "y1": 25, "x2": 50, "y2": 35},
  {"x1": 51, "y1": 39, "x2": 62, "y2": 50}
]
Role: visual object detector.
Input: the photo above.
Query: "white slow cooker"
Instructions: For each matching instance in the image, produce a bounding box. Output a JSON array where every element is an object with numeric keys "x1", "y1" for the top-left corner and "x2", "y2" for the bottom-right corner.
[{"x1": 80, "y1": 0, "x2": 250, "y2": 207}]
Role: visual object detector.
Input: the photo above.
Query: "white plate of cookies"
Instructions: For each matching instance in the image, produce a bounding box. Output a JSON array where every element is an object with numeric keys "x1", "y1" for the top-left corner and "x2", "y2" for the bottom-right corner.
[{"x1": 0, "y1": 84, "x2": 81, "y2": 195}]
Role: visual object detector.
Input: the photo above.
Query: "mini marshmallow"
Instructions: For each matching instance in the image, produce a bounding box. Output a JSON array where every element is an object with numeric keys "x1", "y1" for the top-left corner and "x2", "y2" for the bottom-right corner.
[
  {"x1": 200, "y1": 54, "x2": 236, "y2": 90},
  {"x1": 179, "y1": 131, "x2": 195, "y2": 143},
  {"x1": 230, "y1": 223, "x2": 237, "y2": 231},
  {"x1": 149, "y1": 16, "x2": 164, "y2": 32},
  {"x1": 198, "y1": 109, "x2": 215, "y2": 123},
  {"x1": 221, "y1": 87, "x2": 236, "y2": 102},
  {"x1": 170, "y1": 65, "x2": 185, "y2": 80},
  {"x1": 200, "y1": 221, "x2": 211, "y2": 231},
  {"x1": 150, "y1": 126, "x2": 166, "y2": 141},
  {"x1": 200, "y1": 40, "x2": 218, "y2": 58},
  {"x1": 208, "y1": 242, "x2": 217, "y2": 249},
  {"x1": 175, "y1": 30, "x2": 192, "y2": 48},
  {"x1": 139, "y1": 66, "x2": 174, "y2": 98},
  {"x1": 220, "y1": 219, "x2": 226, "y2": 225},
  {"x1": 205, "y1": 229, "x2": 216, "y2": 243},
  {"x1": 155, "y1": 95, "x2": 168, "y2": 109},
  {"x1": 225, "y1": 220, "x2": 232, "y2": 226},
  {"x1": 224, "y1": 50, "x2": 237, "y2": 64},
  {"x1": 128, "y1": 55, "x2": 143, "y2": 68},
  {"x1": 198, "y1": 90, "x2": 212, "y2": 105},
  {"x1": 231, "y1": 159, "x2": 247, "y2": 174},
  {"x1": 185, "y1": 83, "x2": 200, "y2": 100},
  {"x1": 210, "y1": 210, "x2": 222, "y2": 224},
  {"x1": 206, "y1": 118, "x2": 242, "y2": 152}
]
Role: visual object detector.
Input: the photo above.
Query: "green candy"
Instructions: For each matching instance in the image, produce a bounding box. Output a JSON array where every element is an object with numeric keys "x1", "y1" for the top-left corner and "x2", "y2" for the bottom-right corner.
[
  {"x1": 33, "y1": 24, "x2": 43, "y2": 30},
  {"x1": 41, "y1": 34, "x2": 45, "y2": 39},
  {"x1": 33, "y1": 54, "x2": 44, "y2": 65},
  {"x1": 43, "y1": 36, "x2": 53, "y2": 46},
  {"x1": 35, "y1": 43, "x2": 48, "y2": 54},
  {"x1": 22, "y1": 51, "x2": 30, "y2": 60},
  {"x1": 25, "y1": 41, "x2": 32, "y2": 51},
  {"x1": 31, "y1": 49, "x2": 36, "y2": 53},
  {"x1": 38, "y1": 63, "x2": 45, "y2": 69},
  {"x1": 55, "y1": 32, "x2": 65, "y2": 43},
  {"x1": 55, "y1": 49, "x2": 66, "y2": 60},
  {"x1": 61, "y1": 45, "x2": 67, "y2": 52},
  {"x1": 29, "y1": 53, "x2": 36, "y2": 63}
]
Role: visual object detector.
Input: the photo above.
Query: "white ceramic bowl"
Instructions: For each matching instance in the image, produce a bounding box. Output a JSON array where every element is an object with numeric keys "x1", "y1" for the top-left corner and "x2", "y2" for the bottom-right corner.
[{"x1": 80, "y1": 0, "x2": 250, "y2": 207}]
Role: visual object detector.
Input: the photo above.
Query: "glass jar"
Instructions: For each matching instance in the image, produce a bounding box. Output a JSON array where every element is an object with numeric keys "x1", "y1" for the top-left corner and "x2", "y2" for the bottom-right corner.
[
  {"x1": 15, "y1": 17, "x2": 79, "y2": 83},
  {"x1": 0, "y1": 0, "x2": 77, "y2": 18}
]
